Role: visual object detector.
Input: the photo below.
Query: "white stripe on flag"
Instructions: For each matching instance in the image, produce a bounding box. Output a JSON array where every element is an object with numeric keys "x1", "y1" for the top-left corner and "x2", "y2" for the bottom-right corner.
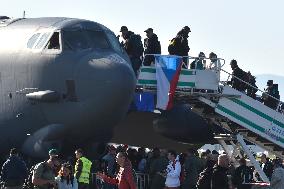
[{"x1": 155, "y1": 58, "x2": 170, "y2": 110}]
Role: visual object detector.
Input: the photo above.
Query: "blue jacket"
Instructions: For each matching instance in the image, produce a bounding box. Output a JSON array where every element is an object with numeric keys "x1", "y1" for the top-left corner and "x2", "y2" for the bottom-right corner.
[{"x1": 1, "y1": 155, "x2": 28, "y2": 181}]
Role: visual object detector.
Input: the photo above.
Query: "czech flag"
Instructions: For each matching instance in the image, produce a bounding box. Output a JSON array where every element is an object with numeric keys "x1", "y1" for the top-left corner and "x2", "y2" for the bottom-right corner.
[{"x1": 155, "y1": 55, "x2": 183, "y2": 110}]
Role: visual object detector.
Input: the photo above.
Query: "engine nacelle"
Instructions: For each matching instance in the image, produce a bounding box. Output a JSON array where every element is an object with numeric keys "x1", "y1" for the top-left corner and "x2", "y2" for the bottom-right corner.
[
  {"x1": 22, "y1": 124, "x2": 65, "y2": 158},
  {"x1": 153, "y1": 104, "x2": 215, "y2": 143}
]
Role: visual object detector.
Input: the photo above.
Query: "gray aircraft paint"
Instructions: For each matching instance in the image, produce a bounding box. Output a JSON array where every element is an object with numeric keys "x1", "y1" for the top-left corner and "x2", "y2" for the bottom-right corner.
[{"x1": 0, "y1": 17, "x2": 136, "y2": 158}]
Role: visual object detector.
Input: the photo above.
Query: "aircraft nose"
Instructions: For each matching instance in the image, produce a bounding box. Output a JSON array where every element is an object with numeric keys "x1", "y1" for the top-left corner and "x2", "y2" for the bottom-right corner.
[{"x1": 73, "y1": 55, "x2": 136, "y2": 130}]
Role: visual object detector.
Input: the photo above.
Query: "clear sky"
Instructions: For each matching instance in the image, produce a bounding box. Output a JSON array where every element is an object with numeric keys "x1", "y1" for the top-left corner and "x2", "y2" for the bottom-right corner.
[{"x1": 3, "y1": 0, "x2": 284, "y2": 77}]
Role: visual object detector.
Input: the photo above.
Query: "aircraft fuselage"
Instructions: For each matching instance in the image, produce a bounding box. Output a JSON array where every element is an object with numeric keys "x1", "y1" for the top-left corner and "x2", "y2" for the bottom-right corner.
[{"x1": 0, "y1": 17, "x2": 136, "y2": 157}]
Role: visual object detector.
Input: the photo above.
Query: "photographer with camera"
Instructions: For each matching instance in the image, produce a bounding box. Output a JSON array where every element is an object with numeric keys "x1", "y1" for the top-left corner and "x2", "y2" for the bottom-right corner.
[
  {"x1": 55, "y1": 163, "x2": 78, "y2": 189},
  {"x1": 32, "y1": 156, "x2": 60, "y2": 189}
]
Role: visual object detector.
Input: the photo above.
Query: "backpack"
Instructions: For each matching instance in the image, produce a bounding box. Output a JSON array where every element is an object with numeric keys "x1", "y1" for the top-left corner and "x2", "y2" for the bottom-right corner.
[
  {"x1": 168, "y1": 37, "x2": 181, "y2": 55},
  {"x1": 23, "y1": 162, "x2": 48, "y2": 189},
  {"x1": 129, "y1": 34, "x2": 144, "y2": 57}
]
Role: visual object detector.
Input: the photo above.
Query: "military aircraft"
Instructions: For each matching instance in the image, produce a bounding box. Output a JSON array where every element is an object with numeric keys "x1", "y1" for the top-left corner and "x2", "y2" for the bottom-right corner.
[
  {"x1": 0, "y1": 17, "x2": 136, "y2": 158},
  {"x1": 0, "y1": 17, "x2": 218, "y2": 160}
]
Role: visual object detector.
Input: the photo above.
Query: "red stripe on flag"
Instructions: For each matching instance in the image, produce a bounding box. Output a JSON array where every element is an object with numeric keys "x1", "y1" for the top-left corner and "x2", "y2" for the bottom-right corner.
[{"x1": 166, "y1": 59, "x2": 183, "y2": 110}]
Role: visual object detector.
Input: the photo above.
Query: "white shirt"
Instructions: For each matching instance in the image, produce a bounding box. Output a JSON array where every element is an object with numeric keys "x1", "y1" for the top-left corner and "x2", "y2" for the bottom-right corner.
[{"x1": 165, "y1": 160, "x2": 181, "y2": 187}]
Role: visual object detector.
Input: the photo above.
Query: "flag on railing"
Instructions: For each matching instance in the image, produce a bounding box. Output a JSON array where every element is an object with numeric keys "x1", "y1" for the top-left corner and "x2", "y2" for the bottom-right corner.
[{"x1": 155, "y1": 55, "x2": 183, "y2": 110}]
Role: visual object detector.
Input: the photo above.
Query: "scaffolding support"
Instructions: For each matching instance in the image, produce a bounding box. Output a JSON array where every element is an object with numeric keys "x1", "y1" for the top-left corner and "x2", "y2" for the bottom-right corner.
[{"x1": 236, "y1": 134, "x2": 269, "y2": 183}]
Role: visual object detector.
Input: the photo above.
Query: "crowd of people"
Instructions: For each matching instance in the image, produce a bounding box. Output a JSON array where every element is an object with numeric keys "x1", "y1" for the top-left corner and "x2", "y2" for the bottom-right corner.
[
  {"x1": 228, "y1": 59, "x2": 281, "y2": 111},
  {"x1": 0, "y1": 148, "x2": 92, "y2": 189},
  {"x1": 1, "y1": 146, "x2": 284, "y2": 189},
  {"x1": 118, "y1": 25, "x2": 282, "y2": 112},
  {"x1": 0, "y1": 27, "x2": 283, "y2": 189}
]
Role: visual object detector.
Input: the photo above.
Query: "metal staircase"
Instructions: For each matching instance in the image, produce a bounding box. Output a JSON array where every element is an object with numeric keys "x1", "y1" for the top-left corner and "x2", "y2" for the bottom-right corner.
[{"x1": 137, "y1": 56, "x2": 284, "y2": 160}]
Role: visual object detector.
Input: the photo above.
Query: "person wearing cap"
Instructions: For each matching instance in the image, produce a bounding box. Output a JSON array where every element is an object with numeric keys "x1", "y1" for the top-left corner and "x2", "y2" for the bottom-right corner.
[
  {"x1": 102, "y1": 145, "x2": 117, "y2": 189},
  {"x1": 74, "y1": 149, "x2": 92, "y2": 189},
  {"x1": 49, "y1": 149, "x2": 58, "y2": 158},
  {"x1": 119, "y1": 26, "x2": 144, "y2": 76},
  {"x1": 190, "y1": 52, "x2": 206, "y2": 70},
  {"x1": 168, "y1": 26, "x2": 191, "y2": 68},
  {"x1": 32, "y1": 155, "x2": 61, "y2": 189},
  {"x1": 270, "y1": 158, "x2": 284, "y2": 189},
  {"x1": 1, "y1": 148, "x2": 28, "y2": 189},
  {"x1": 262, "y1": 80, "x2": 280, "y2": 109},
  {"x1": 143, "y1": 28, "x2": 161, "y2": 66}
]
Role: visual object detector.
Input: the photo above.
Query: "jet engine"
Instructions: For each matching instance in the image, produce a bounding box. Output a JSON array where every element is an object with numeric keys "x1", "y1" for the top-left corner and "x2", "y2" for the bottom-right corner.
[{"x1": 153, "y1": 104, "x2": 215, "y2": 144}]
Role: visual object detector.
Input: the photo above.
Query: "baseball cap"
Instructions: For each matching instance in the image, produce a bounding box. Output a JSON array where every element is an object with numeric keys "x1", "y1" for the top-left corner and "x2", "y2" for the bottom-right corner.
[
  {"x1": 49, "y1": 149, "x2": 58, "y2": 156},
  {"x1": 183, "y1": 26, "x2": 191, "y2": 32},
  {"x1": 144, "y1": 28, "x2": 153, "y2": 33}
]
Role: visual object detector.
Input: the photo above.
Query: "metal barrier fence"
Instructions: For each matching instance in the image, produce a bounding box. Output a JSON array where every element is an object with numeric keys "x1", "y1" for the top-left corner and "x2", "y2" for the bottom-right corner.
[
  {"x1": 92, "y1": 172, "x2": 150, "y2": 189},
  {"x1": 136, "y1": 172, "x2": 150, "y2": 189}
]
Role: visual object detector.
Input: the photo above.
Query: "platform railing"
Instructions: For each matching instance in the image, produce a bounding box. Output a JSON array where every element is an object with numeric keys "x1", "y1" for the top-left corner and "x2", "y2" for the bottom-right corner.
[{"x1": 142, "y1": 54, "x2": 225, "y2": 71}]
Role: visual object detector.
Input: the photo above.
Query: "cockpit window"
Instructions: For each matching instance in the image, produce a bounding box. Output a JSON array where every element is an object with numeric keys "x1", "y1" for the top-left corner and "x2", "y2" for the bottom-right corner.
[
  {"x1": 27, "y1": 33, "x2": 40, "y2": 48},
  {"x1": 63, "y1": 30, "x2": 90, "y2": 50},
  {"x1": 63, "y1": 30, "x2": 110, "y2": 50},
  {"x1": 47, "y1": 32, "x2": 60, "y2": 49},
  {"x1": 106, "y1": 32, "x2": 123, "y2": 53},
  {"x1": 86, "y1": 31, "x2": 109, "y2": 49},
  {"x1": 34, "y1": 32, "x2": 50, "y2": 49}
]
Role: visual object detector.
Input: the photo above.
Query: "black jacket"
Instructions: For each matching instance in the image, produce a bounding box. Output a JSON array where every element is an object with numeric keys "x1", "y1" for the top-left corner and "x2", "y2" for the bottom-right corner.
[
  {"x1": 175, "y1": 34, "x2": 190, "y2": 56},
  {"x1": 168, "y1": 33, "x2": 190, "y2": 56},
  {"x1": 262, "y1": 160, "x2": 274, "y2": 180},
  {"x1": 143, "y1": 34, "x2": 161, "y2": 66},
  {"x1": 144, "y1": 34, "x2": 161, "y2": 55},
  {"x1": 122, "y1": 31, "x2": 135, "y2": 56},
  {"x1": 232, "y1": 165, "x2": 253, "y2": 189},
  {"x1": 211, "y1": 165, "x2": 229, "y2": 189},
  {"x1": 196, "y1": 160, "x2": 215, "y2": 189},
  {"x1": 231, "y1": 66, "x2": 247, "y2": 91},
  {"x1": 1, "y1": 155, "x2": 28, "y2": 182}
]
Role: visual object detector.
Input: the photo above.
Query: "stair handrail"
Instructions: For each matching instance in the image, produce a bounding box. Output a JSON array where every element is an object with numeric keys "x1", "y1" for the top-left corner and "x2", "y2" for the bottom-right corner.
[{"x1": 220, "y1": 68, "x2": 283, "y2": 111}]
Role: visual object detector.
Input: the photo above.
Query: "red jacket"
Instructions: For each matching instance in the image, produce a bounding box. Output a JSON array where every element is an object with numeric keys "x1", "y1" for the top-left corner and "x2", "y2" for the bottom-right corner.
[{"x1": 103, "y1": 160, "x2": 137, "y2": 189}]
